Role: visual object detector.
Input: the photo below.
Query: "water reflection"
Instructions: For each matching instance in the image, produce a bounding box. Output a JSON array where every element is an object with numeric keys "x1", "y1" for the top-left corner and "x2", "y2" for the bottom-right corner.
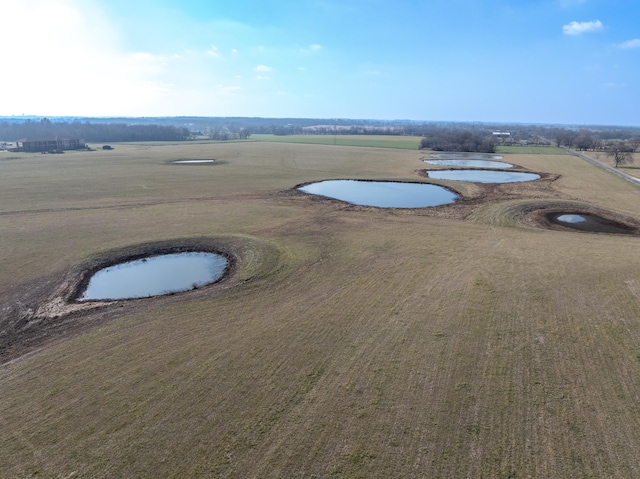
[
  {"x1": 429, "y1": 153, "x2": 503, "y2": 160},
  {"x1": 172, "y1": 159, "x2": 215, "y2": 164},
  {"x1": 546, "y1": 212, "x2": 636, "y2": 234},
  {"x1": 557, "y1": 214, "x2": 586, "y2": 223},
  {"x1": 424, "y1": 159, "x2": 513, "y2": 168},
  {"x1": 427, "y1": 169, "x2": 540, "y2": 183},
  {"x1": 80, "y1": 252, "x2": 228, "y2": 300},
  {"x1": 298, "y1": 180, "x2": 458, "y2": 208}
]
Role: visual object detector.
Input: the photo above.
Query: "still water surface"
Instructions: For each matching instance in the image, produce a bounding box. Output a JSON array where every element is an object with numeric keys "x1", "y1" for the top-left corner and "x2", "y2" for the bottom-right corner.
[
  {"x1": 427, "y1": 169, "x2": 540, "y2": 183},
  {"x1": 80, "y1": 252, "x2": 228, "y2": 300},
  {"x1": 424, "y1": 159, "x2": 514, "y2": 168},
  {"x1": 298, "y1": 180, "x2": 458, "y2": 208},
  {"x1": 172, "y1": 159, "x2": 215, "y2": 164},
  {"x1": 429, "y1": 153, "x2": 503, "y2": 160},
  {"x1": 557, "y1": 214, "x2": 586, "y2": 223}
]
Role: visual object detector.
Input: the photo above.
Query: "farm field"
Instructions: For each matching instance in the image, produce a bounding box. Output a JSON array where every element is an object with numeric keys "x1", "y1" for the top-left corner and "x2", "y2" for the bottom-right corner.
[
  {"x1": 588, "y1": 150, "x2": 640, "y2": 180},
  {"x1": 250, "y1": 133, "x2": 423, "y2": 149},
  {"x1": 495, "y1": 145, "x2": 568, "y2": 155},
  {"x1": 1, "y1": 141, "x2": 640, "y2": 478}
]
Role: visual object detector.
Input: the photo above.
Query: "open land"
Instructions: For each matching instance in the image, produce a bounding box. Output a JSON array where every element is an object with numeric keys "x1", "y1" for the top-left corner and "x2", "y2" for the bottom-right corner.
[
  {"x1": 589, "y1": 150, "x2": 640, "y2": 181},
  {"x1": 1, "y1": 138, "x2": 640, "y2": 478}
]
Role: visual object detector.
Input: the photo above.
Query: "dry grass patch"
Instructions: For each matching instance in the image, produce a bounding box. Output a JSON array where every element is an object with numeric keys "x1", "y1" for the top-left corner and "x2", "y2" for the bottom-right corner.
[{"x1": 2, "y1": 142, "x2": 640, "y2": 478}]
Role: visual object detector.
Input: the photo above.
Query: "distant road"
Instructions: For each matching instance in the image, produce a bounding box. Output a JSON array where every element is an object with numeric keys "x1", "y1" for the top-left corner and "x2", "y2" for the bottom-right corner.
[{"x1": 566, "y1": 148, "x2": 640, "y2": 187}]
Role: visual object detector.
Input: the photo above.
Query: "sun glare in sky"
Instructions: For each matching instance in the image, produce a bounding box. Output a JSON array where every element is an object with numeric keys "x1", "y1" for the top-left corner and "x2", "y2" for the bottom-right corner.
[{"x1": 3, "y1": 0, "x2": 640, "y2": 125}]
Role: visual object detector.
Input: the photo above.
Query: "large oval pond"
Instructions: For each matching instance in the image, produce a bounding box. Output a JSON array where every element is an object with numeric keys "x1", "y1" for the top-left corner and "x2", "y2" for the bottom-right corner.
[
  {"x1": 424, "y1": 159, "x2": 514, "y2": 168},
  {"x1": 427, "y1": 169, "x2": 540, "y2": 183},
  {"x1": 429, "y1": 153, "x2": 503, "y2": 160},
  {"x1": 79, "y1": 252, "x2": 228, "y2": 301},
  {"x1": 298, "y1": 180, "x2": 458, "y2": 208}
]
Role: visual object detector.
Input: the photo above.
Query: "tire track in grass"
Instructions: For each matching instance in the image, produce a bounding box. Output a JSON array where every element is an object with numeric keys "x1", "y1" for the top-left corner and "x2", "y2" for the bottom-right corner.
[{"x1": 239, "y1": 224, "x2": 507, "y2": 477}]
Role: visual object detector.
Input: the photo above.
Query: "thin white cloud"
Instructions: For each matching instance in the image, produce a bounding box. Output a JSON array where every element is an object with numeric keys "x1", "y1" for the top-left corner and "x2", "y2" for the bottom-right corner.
[
  {"x1": 219, "y1": 85, "x2": 243, "y2": 95},
  {"x1": 256, "y1": 75, "x2": 271, "y2": 81},
  {"x1": 255, "y1": 65, "x2": 273, "y2": 72},
  {"x1": 300, "y1": 44, "x2": 323, "y2": 54},
  {"x1": 206, "y1": 45, "x2": 221, "y2": 57},
  {"x1": 563, "y1": 20, "x2": 604, "y2": 35},
  {"x1": 616, "y1": 39, "x2": 640, "y2": 49},
  {"x1": 132, "y1": 52, "x2": 178, "y2": 63}
]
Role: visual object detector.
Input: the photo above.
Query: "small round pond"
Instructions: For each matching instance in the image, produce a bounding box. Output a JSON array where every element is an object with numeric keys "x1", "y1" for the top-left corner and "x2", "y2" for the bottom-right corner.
[
  {"x1": 557, "y1": 214, "x2": 586, "y2": 224},
  {"x1": 297, "y1": 180, "x2": 458, "y2": 208},
  {"x1": 79, "y1": 252, "x2": 228, "y2": 301},
  {"x1": 424, "y1": 159, "x2": 514, "y2": 168},
  {"x1": 545, "y1": 212, "x2": 637, "y2": 234},
  {"x1": 427, "y1": 169, "x2": 540, "y2": 183},
  {"x1": 429, "y1": 153, "x2": 503, "y2": 160},
  {"x1": 172, "y1": 159, "x2": 215, "y2": 164}
]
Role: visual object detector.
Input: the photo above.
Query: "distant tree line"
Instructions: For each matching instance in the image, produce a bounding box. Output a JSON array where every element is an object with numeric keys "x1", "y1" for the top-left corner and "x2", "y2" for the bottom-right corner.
[
  {"x1": 419, "y1": 128, "x2": 497, "y2": 153},
  {"x1": 550, "y1": 127, "x2": 640, "y2": 153},
  {"x1": 0, "y1": 118, "x2": 191, "y2": 143},
  {"x1": 2, "y1": 117, "x2": 640, "y2": 154},
  {"x1": 207, "y1": 128, "x2": 251, "y2": 140}
]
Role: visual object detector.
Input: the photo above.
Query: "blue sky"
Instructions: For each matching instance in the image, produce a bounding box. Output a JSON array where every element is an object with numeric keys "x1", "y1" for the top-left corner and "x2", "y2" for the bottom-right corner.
[{"x1": 3, "y1": 0, "x2": 640, "y2": 125}]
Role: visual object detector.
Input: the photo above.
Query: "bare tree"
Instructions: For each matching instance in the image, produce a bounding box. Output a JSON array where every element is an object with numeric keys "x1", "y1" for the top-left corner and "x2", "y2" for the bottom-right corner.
[
  {"x1": 606, "y1": 143, "x2": 634, "y2": 168},
  {"x1": 628, "y1": 137, "x2": 640, "y2": 153},
  {"x1": 575, "y1": 129, "x2": 595, "y2": 150}
]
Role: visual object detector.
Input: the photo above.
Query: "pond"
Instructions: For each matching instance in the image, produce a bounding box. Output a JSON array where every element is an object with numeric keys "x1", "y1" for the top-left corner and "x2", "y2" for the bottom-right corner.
[
  {"x1": 79, "y1": 252, "x2": 228, "y2": 300},
  {"x1": 424, "y1": 159, "x2": 514, "y2": 169},
  {"x1": 557, "y1": 214, "x2": 586, "y2": 223},
  {"x1": 426, "y1": 169, "x2": 540, "y2": 183},
  {"x1": 297, "y1": 180, "x2": 458, "y2": 208},
  {"x1": 545, "y1": 212, "x2": 637, "y2": 234},
  {"x1": 172, "y1": 159, "x2": 215, "y2": 164},
  {"x1": 429, "y1": 153, "x2": 503, "y2": 160}
]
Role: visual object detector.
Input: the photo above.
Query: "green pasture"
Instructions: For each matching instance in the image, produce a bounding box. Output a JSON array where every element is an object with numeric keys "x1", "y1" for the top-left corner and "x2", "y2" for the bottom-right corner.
[
  {"x1": 496, "y1": 145, "x2": 567, "y2": 155},
  {"x1": 1, "y1": 143, "x2": 640, "y2": 478},
  {"x1": 251, "y1": 133, "x2": 422, "y2": 149}
]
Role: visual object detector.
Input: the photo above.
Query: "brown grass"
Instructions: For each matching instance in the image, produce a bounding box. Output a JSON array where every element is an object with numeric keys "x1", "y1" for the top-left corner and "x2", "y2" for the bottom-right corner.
[{"x1": 1, "y1": 142, "x2": 640, "y2": 478}]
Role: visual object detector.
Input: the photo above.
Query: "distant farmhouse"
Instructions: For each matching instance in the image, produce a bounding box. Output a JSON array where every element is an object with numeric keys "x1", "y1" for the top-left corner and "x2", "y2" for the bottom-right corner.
[
  {"x1": 492, "y1": 131, "x2": 512, "y2": 145},
  {"x1": 16, "y1": 136, "x2": 85, "y2": 153}
]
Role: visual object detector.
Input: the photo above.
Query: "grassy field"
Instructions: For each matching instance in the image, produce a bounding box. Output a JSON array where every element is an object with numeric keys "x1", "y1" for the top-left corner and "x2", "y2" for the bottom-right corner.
[
  {"x1": 1, "y1": 142, "x2": 640, "y2": 478},
  {"x1": 496, "y1": 145, "x2": 568, "y2": 155},
  {"x1": 587, "y1": 150, "x2": 640, "y2": 180},
  {"x1": 251, "y1": 134, "x2": 423, "y2": 149}
]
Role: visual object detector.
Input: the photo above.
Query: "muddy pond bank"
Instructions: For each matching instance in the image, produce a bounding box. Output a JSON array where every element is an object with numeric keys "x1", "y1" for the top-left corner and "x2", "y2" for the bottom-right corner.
[
  {"x1": 0, "y1": 235, "x2": 284, "y2": 364},
  {"x1": 533, "y1": 208, "x2": 640, "y2": 235}
]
